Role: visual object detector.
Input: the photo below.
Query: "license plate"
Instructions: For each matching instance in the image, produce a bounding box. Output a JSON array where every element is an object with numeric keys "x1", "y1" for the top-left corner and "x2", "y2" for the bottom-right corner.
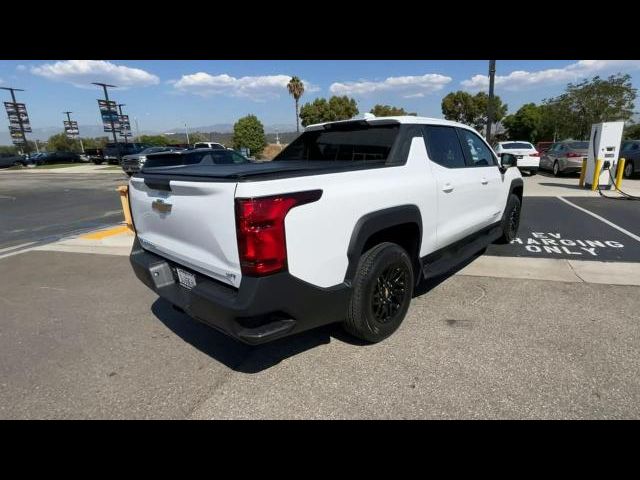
[{"x1": 176, "y1": 268, "x2": 196, "y2": 289}]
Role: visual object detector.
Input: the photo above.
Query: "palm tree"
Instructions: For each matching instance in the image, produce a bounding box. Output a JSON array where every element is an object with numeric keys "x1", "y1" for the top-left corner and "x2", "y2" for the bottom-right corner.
[{"x1": 287, "y1": 76, "x2": 305, "y2": 133}]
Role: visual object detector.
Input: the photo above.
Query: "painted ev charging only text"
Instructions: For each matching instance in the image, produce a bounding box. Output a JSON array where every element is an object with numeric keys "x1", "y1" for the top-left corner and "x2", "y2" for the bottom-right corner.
[{"x1": 510, "y1": 232, "x2": 624, "y2": 257}]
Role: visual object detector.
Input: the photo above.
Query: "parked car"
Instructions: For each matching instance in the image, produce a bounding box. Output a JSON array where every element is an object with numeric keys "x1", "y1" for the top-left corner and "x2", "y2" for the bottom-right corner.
[
  {"x1": 91, "y1": 143, "x2": 150, "y2": 165},
  {"x1": 128, "y1": 115, "x2": 523, "y2": 345},
  {"x1": 141, "y1": 148, "x2": 250, "y2": 171},
  {"x1": 619, "y1": 140, "x2": 640, "y2": 178},
  {"x1": 32, "y1": 151, "x2": 81, "y2": 165},
  {"x1": 0, "y1": 152, "x2": 28, "y2": 168},
  {"x1": 493, "y1": 141, "x2": 539, "y2": 175},
  {"x1": 535, "y1": 141, "x2": 553, "y2": 157},
  {"x1": 540, "y1": 140, "x2": 589, "y2": 176},
  {"x1": 121, "y1": 146, "x2": 185, "y2": 176},
  {"x1": 193, "y1": 142, "x2": 226, "y2": 150}
]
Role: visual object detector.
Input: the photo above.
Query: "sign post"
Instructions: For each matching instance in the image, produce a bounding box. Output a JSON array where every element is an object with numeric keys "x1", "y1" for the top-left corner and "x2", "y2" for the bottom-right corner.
[
  {"x1": 1, "y1": 87, "x2": 31, "y2": 153},
  {"x1": 93, "y1": 82, "x2": 120, "y2": 162}
]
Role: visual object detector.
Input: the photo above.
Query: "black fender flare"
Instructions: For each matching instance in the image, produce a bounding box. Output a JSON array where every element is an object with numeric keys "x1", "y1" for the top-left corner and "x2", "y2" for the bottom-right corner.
[
  {"x1": 344, "y1": 205, "x2": 423, "y2": 282},
  {"x1": 509, "y1": 177, "x2": 524, "y2": 200}
]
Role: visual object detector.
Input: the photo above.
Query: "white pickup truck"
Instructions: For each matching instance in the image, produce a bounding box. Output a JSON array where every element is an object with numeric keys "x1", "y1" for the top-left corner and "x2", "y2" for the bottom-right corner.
[{"x1": 128, "y1": 115, "x2": 523, "y2": 345}]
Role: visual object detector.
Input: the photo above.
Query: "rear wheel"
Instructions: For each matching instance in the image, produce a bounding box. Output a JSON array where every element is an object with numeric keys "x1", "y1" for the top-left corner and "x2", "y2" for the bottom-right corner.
[
  {"x1": 624, "y1": 160, "x2": 634, "y2": 179},
  {"x1": 553, "y1": 161, "x2": 561, "y2": 176},
  {"x1": 496, "y1": 194, "x2": 521, "y2": 244},
  {"x1": 343, "y1": 242, "x2": 414, "y2": 343}
]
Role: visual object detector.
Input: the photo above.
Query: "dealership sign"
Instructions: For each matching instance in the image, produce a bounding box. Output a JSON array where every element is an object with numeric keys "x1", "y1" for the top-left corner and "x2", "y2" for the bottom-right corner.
[
  {"x1": 118, "y1": 114, "x2": 132, "y2": 137},
  {"x1": 98, "y1": 99, "x2": 120, "y2": 132},
  {"x1": 4, "y1": 101, "x2": 31, "y2": 145},
  {"x1": 64, "y1": 120, "x2": 79, "y2": 138}
]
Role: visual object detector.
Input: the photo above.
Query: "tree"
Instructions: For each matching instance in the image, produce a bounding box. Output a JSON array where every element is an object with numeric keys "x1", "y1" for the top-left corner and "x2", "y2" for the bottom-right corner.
[
  {"x1": 81, "y1": 137, "x2": 109, "y2": 149},
  {"x1": 502, "y1": 103, "x2": 543, "y2": 142},
  {"x1": 188, "y1": 132, "x2": 208, "y2": 144},
  {"x1": 299, "y1": 96, "x2": 359, "y2": 127},
  {"x1": 441, "y1": 91, "x2": 507, "y2": 133},
  {"x1": 287, "y1": 76, "x2": 305, "y2": 133},
  {"x1": 441, "y1": 91, "x2": 478, "y2": 125},
  {"x1": 138, "y1": 134, "x2": 170, "y2": 146},
  {"x1": 370, "y1": 104, "x2": 416, "y2": 117},
  {"x1": 47, "y1": 133, "x2": 80, "y2": 152},
  {"x1": 472, "y1": 92, "x2": 508, "y2": 132},
  {"x1": 539, "y1": 73, "x2": 637, "y2": 140},
  {"x1": 623, "y1": 123, "x2": 640, "y2": 140},
  {"x1": 233, "y1": 114, "x2": 266, "y2": 157}
]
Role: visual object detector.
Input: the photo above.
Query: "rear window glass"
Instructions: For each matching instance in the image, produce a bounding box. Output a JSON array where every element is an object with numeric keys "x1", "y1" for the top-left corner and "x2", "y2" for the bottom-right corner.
[
  {"x1": 569, "y1": 142, "x2": 588, "y2": 149},
  {"x1": 273, "y1": 124, "x2": 399, "y2": 162},
  {"x1": 501, "y1": 142, "x2": 533, "y2": 149},
  {"x1": 144, "y1": 150, "x2": 248, "y2": 169}
]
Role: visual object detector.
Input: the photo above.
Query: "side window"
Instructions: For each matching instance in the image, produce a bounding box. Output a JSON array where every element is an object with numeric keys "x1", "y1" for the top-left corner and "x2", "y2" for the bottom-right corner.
[
  {"x1": 422, "y1": 125, "x2": 467, "y2": 168},
  {"x1": 232, "y1": 152, "x2": 247, "y2": 163},
  {"x1": 457, "y1": 128, "x2": 498, "y2": 167},
  {"x1": 632, "y1": 143, "x2": 639, "y2": 151}
]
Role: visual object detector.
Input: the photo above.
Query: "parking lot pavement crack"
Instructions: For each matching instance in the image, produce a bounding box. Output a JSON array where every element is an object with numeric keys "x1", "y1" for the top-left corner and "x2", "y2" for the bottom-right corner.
[{"x1": 565, "y1": 260, "x2": 587, "y2": 283}]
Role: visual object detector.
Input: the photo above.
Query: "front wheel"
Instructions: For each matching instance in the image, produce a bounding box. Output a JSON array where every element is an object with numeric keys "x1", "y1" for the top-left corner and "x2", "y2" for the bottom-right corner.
[
  {"x1": 496, "y1": 194, "x2": 521, "y2": 244},
  {"x1": 553, "y1": 161, "x2": 561, "y2": 176},
  {"x1": 343, "y1": 242, "x2": 414, "y2": 343}
]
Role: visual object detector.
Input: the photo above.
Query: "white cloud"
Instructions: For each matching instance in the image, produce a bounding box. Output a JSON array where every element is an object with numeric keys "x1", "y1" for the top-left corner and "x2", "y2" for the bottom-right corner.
[
  {"x1": 329, "y1": 73, "x2": 452, "y2": 97},
  {"x1": 172, "y1": 73, "x2": 320, "y2": 100},
  {"x1": 461, "y1": 60, "x2": 640, "y2": 91},
  {"x1": 31, "y1": 60, "x2": 159, "y2": 88},
  {"x1": 16, "y1": 65, "x2": 27, "y2": 72}
]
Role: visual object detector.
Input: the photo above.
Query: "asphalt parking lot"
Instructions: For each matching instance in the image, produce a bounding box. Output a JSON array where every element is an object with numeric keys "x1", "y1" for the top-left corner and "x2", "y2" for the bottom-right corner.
[{"x1": 1, "y1": 168, "x2": 640, "y2": 419}]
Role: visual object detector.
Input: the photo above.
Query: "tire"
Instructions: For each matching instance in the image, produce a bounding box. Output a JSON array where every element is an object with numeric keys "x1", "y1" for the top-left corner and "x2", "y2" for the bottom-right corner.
[
  {"x1": 126, "y1": 172, "x2": 133, "y2": 177},
  {"x1": 624, "y1": 160, "x2": 634, "y2": 179},
  {"x1": 93, "y1": 160, "x2": 103, "y2": 165},
  {"x1": 343, "y1": 242, "x2": 414, "y2": 343},
  {"x1": 553, "y1": 161, "x2": 561, "y2": 176},
  {"x1": 496, "y1": 194, "x2": 521, "y2": 244}
]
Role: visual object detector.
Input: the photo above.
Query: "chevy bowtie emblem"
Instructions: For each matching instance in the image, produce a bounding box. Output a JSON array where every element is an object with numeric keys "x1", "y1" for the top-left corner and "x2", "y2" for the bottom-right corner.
[{"x1": 152, "y1": 199, "x2": 172, "y2": 213}]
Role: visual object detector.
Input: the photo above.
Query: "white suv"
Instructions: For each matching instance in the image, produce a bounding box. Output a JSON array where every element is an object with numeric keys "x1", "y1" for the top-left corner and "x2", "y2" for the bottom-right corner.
[{"x1": 129, "y1": 116, "x2": 523, "y2": 344}]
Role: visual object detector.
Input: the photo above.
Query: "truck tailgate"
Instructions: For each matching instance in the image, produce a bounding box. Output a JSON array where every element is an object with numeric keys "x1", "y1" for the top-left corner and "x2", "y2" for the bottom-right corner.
[{"x1": 128, "y1": 177, "x2": 242, "y2": 288}]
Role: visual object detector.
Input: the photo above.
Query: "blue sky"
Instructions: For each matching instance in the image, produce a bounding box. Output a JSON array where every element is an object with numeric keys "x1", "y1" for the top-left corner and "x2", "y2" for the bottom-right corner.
[{"x1": 1, "y1": 60, "x2": 639, "y2": 133}]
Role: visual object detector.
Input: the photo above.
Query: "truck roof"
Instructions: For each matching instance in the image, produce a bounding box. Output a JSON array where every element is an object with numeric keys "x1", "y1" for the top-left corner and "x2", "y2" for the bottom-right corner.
[{"x1": 304, "y1": 115, "x2": 474, "y2": 132}]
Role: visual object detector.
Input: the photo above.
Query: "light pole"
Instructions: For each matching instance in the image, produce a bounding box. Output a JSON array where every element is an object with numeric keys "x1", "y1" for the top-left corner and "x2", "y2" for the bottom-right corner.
[
  {"x1": 134, "y1": 117, "x2": 140, "y2": 141},
  {"x1": 1, "y1": 86, "x2": 30, "y2": 154},
  {"x1": 92, "y1": 82, "x2": 120, "y2": 161},
  {"x1": 486, "y1": 60, "x2": 496, "y2": 144},
  {"x1": 185, "y1": 122, "x2": 190, "y2": 145}
]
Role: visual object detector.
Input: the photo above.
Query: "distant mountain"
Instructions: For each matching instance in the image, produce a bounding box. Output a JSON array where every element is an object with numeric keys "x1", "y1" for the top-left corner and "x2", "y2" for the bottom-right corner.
[{"x1": 167, "y1": 123, "x2": 297, "y2": 134}]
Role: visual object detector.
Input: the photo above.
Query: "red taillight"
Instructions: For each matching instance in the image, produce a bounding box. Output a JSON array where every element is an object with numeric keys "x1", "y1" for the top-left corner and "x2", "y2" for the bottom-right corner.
[
  {"x1": 566, "y1": 152, "x2": 581, "y2": 158},
  {"x1": 530, "y1": 151, "x2": 540, "y2": 157},
  {"x1": 235, "y1": 190, "x2": 322, "y2": 276}
]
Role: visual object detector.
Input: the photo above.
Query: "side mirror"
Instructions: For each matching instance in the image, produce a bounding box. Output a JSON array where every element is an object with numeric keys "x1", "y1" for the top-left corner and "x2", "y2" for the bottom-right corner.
[{"x1": 500, "y1": 153, "x2": 518, "y2": 172}]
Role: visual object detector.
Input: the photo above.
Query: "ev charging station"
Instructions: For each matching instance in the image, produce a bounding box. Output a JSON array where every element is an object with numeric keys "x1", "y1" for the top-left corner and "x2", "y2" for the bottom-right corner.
[{"x1": 584, "y1": 121, "x2": 624, "y2": 190}]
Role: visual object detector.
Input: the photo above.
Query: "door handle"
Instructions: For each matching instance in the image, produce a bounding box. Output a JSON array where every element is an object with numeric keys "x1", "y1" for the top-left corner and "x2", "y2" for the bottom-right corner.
[
  {"x1": 481, "y1": 178, "x2": 488, "y2": 185},
  {"x1": 442, "y1": 183, "x2": 454, "y2": 193}
]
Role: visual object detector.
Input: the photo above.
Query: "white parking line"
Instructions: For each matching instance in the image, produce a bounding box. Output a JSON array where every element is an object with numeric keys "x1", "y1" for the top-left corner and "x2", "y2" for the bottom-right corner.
[
  {"x1": 556, "y1": 196, "x2": 640, "y2": 244},
  {"x1": 0, "y1": 241, "x2": 38, "y2": 254}
]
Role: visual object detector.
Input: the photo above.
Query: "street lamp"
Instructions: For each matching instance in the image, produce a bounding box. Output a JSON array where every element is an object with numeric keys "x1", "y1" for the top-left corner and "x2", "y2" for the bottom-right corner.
[{"x1": 486, "y1": 60, "x2": 496, "y2": 144}]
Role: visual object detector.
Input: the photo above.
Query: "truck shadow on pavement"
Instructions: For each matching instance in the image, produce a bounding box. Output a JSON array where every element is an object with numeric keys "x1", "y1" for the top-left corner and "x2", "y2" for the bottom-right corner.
[{"x1": 151, "y1": 250, "x2": 483, "y2": 374}]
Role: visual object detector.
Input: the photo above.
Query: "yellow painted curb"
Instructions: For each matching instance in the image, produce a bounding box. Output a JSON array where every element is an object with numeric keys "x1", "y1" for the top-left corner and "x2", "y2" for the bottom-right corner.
[{"x1": 80, "y1": 225, "x2": 130, "y2": 240}]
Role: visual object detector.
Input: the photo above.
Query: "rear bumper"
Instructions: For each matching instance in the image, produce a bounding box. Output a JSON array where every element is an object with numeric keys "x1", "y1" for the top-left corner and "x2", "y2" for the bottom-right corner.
[
  {"x1": 129, "y1": 237, "x2": 351, "y2": 344},
  {"x1": 122, "y1": 164, "x2": 140, "y2": 173}
]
